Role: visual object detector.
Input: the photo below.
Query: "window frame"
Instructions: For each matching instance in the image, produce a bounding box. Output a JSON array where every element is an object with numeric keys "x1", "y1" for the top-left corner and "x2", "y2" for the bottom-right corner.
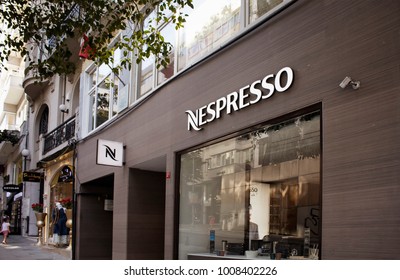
[
  {"x1": 85, "y1": 36, "x2": 126, "y2": 132},
  {"x1": 39, "y1": 106, "x2": 49, "y2": 135},
  {"x1": 176, "y1": 108, "x2": 322, "y2": 260},
  {"x1": 81, "y1": 0, "x2": 295, "y2": 136}
]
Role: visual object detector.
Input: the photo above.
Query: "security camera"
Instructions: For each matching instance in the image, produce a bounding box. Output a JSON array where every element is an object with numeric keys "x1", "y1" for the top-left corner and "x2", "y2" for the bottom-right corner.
[
  {"x1": 339, "y1": 76, "x2": 360, "y2": 90},
  {"x1": 339, "y1": 76, "x2": 352, "y2": 89}
]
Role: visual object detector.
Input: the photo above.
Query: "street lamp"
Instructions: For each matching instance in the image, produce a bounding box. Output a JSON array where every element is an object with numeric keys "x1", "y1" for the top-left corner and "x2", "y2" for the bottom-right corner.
[
  {"x1": 21, "y1": 148, "x2": 30, "y2": 173},
  {"x1": 21, "y1": 148, "x2": 30, "y2": 158}
]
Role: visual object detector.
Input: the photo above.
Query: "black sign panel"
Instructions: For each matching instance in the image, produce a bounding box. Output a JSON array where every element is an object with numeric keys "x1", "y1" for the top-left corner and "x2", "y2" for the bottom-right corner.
[
  {"x1": 58, "y1": 166, "x2": 73, "y2": 182},
  {"x1": 3, "y1": 184, "x2": 22, "y2": 192},
  {"x1": 23, "y1": 171, "x2": 43, "y2": 182}
]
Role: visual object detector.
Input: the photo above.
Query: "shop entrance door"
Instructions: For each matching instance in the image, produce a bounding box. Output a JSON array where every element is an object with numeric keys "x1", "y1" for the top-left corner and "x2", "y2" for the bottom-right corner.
[
  {"x1": 76, "y1": 174, "x2": 114, "y2": 259},
  {"x1": 127, "y1": 158, "x2": 166, "y2": 259}
]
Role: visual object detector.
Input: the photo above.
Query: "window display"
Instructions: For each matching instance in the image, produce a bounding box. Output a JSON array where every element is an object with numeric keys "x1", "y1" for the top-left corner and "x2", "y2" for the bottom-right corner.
[
  {"x1": 49, "y1": 165, "x2": 73, "y2": 240},
  {"x1": 179, "y1": 111, "x2": 321, "y2": 259}
]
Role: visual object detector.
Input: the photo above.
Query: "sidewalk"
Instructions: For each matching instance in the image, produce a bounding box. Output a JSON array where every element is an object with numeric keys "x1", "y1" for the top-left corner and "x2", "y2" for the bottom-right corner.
[{"x1": 0, "y1": 234, "x2": 71, "y2": 260}]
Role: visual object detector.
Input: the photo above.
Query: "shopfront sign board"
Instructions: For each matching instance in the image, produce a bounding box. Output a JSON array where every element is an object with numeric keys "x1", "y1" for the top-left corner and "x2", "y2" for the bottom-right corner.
[
  {"x1": 186, "y1": 66, "x2": 294, "y2": 131},
  {"x1": 23, "y1": 171, "x2": 43, "y2": 182},
  {"x1": 3, "y1": 184, "x2": 22, "y2": 192},
  {"x1": 97, "y1": 139, "x2": 124, "y2": 167}
]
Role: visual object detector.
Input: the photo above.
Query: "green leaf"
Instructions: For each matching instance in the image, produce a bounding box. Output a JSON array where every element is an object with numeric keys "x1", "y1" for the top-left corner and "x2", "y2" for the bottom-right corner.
[{"x1": 0, "y1": 0, "x2": 194, "y2": 78}]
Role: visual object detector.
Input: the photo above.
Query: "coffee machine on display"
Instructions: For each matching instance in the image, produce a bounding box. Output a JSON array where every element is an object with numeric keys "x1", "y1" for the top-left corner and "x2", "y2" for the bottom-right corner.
[{"x1": 251, "y1": 235, "x2": 305, "y2": 259}]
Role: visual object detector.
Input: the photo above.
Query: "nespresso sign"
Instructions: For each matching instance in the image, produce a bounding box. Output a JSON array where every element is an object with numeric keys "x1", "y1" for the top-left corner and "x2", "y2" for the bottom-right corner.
[
  {"x1": 97, "y1": 139, "x2": 124, "y2": 167},
  {"x1": 185, "y1": 67, "x2": 294, "y2": 131}
]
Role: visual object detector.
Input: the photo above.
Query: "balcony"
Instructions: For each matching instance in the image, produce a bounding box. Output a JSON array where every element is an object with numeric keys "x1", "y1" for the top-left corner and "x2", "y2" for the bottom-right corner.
[
  {"x1": 22, "y1": 64, "x2": 50, "y2": 101},
  {"x1": 23, "y1": 5, "x2": 81, "y2": 101},
  {"x1": 2, "y1": 72, "x2": 24, "y2": 104},
  {"x1": 1, "y1": 71, "x2": 23, "y2": 123},
  {"x1": 0, "y1": 130, "x2": 20, "y2": 165},
  {"x1": 43, "y1": 116, "x2": 76, "y2": 155},
  {"x1": 47, "y1": 4, "x2": 81, "y2": 58}
]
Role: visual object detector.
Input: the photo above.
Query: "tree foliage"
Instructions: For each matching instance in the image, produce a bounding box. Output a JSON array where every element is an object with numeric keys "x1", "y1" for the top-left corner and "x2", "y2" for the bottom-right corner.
[
  {"x1": 0, "y1": 129, "x2": 20, "y2": 145},
  {"x1": 0, "y1": 0, "x2": 193, "y2": 79}
]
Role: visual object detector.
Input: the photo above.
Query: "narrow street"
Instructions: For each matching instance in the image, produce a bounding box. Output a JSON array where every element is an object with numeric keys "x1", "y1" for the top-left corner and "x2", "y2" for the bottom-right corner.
[{"x1": 0, "y1": 234, "x2": 70, "y2": 260}]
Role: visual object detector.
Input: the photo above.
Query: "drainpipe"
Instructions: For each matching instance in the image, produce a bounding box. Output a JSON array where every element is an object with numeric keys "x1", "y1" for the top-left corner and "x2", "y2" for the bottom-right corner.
[
  {"x1": 21, "y1": 101, "x2": 31, "y2": 237},
  {"x1": 71, "y1": 139, "x2": 77, "y2": 260}
]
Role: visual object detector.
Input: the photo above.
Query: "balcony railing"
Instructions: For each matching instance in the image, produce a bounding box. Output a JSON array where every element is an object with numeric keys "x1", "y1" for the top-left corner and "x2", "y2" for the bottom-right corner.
[
  {"x1": 43, "y1": 116, "x2": 75, "y2": 155},
  {"x1": 47, "y1": 4, "x2": 81, "y2": 54}
]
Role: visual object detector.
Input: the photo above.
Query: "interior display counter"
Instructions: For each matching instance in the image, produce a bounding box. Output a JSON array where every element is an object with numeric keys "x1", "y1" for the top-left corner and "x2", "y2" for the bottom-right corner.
[
  {"x1": 187, "y1": 253, "x2": 270, "y2": 260},
  {"x1": 187, "y1": 253, "x2": 315, "y2": 260}
]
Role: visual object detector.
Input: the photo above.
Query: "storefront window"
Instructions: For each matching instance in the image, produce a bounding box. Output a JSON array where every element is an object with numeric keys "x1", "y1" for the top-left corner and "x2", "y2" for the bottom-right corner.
[
  {"x1": 49, "y1": 165, "x2": 73, "y2": 238},
  {"x1": 179, "y1": 111, "x2": 321, "y2": 259}
]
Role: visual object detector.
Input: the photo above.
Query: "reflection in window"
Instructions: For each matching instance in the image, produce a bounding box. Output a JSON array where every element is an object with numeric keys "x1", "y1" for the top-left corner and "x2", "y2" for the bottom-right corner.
[
  {"x1": 138, "y1": 12, "x2": 156, "y2": 98},
  {"x1": 249, "y1": 0, "x2": 284, "y2": 23},
  {"x1": 87, "y1": 46, "x2": 124, "y2": 131},
  {"x1": 112, "y1": 75, "x2": 119, "y2": 116},
  {"x1": 178, "y1": 0, "x2": 241, "y2": 71},
  {"x1": 157, "y1": 22, "x2": 176, "y2": 85},
  {"x1": 139, "y1": 53, "x2": 154, "y2": 98},
  {"x1": 89, "y1": 91, "x2": 95, "y2": 131},
  {"x1": 96, "y1": 77, "x2": 111, "y2": 128},
  {"x1": 83, "y1": 1, "x2": 293, "y2": 133},
  {"x1": 179, "y1": 111, "x2": 321, "y2": 259}
]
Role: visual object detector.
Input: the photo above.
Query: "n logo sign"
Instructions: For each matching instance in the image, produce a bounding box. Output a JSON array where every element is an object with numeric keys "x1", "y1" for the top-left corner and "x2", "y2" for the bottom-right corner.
[
  {"x1": 97, "y1": 139, "x2": 124, "y2": 167},
  {"x1": 104, "y1": 145, "x2": 117, "y2": 161}
]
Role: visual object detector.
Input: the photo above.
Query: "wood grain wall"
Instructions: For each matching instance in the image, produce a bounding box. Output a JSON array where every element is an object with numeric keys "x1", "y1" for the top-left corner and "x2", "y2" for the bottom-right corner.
[{"x1": 76, "y1": 0, "x2": 400, "y2": 259}]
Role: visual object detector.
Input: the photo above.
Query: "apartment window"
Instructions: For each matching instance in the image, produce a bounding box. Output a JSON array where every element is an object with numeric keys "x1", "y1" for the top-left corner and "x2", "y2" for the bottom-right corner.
[
  {"x1": 138, "y1": 52, "x2": 155, "y2": 98},
  {"x1": 157, "y1": 21, "x2": 177, "y2": 85},
  {"x1": 179, "y1": 111, "x2": 321, "y2": 259},
  {"x1": 207, "y1": 150, "x2": 236, "y2": 169},
  {"x1": 88, "y1": 48, "x2": 124, "y2": 131},
  {"x1": 39, "y1": 106, "x2": 49, "y2": 135},
  {"x1": 82, "y1": 0, "x2": 293, "y2": 134},
  {"x1": 137, "y1": 12, "x2": 156, "y2": 98},
  {"x1": 249, "y1": 0, "x2": 285, "y2": 23},
  {"x1": 177, "y1": 0, "x2": 241, "y2": 71},
  {"x1": 176, "y1": 0, "x2": 292, "y2": 72}
]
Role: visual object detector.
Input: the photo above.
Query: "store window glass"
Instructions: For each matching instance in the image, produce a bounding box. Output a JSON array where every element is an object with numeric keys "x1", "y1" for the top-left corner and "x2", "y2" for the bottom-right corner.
[
  {"x1": 177, "y1": 0, "x2": 241, "y2": 71},
  {"x1": 179, "y1": 111, "x2": 321, "y2": 259},
  {"x1": 49, "y1": 165, "x2": 73, "y2": 239}
]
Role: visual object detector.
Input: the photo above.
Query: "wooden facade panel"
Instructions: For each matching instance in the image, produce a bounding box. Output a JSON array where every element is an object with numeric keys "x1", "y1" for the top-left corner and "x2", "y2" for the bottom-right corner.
[{"x1": 76, "y1": 1, "x2": 400, "y2": 259}]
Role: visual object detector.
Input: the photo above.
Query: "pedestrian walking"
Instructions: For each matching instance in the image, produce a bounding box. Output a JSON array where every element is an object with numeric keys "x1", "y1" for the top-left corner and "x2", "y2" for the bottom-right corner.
[{"x1": 1, "y1": 216, "x2": 11, "y2": 244}]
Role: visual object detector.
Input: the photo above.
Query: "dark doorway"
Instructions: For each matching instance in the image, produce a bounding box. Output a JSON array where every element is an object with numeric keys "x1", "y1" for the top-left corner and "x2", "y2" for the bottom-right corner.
[
  {"x1": 76, "y1": 174, "x2": 114, "y2": 259},
  {"x1": 127, "y1": 168, "x2": 166, "y2": 259}
]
